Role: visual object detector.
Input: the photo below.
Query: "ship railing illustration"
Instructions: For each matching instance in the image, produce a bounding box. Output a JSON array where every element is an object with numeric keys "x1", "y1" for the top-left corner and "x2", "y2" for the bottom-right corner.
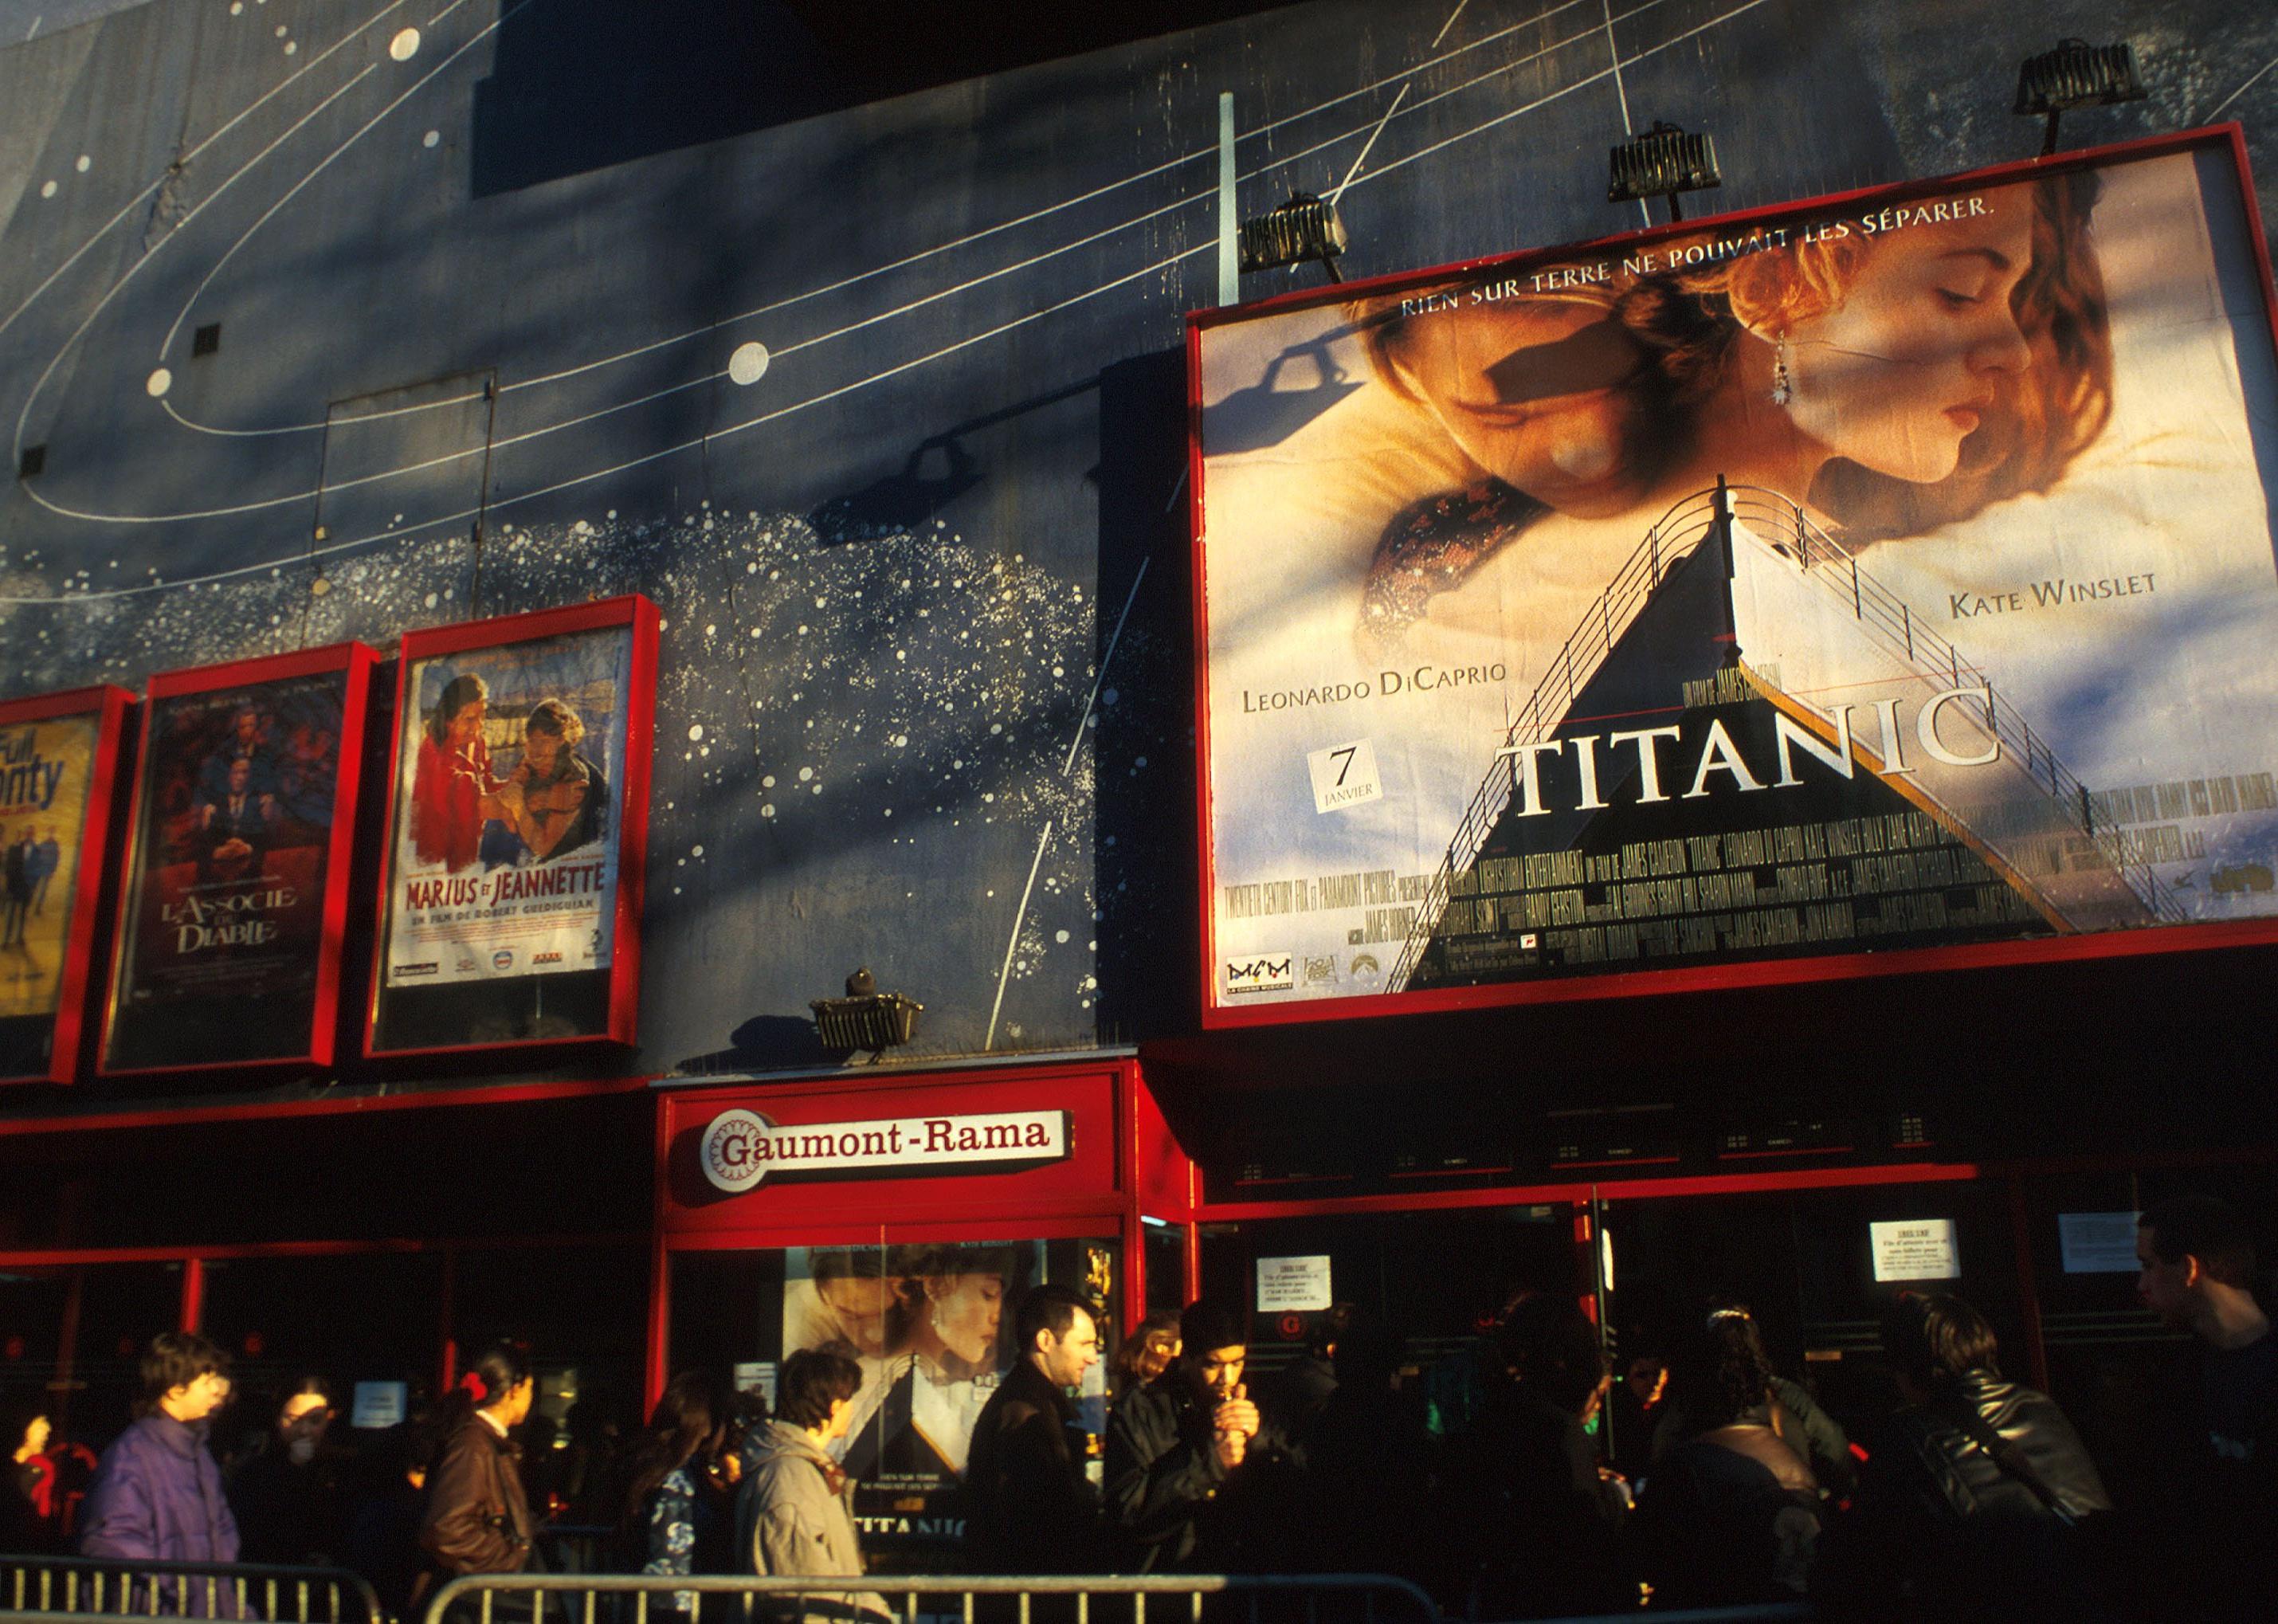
[{"x1": 1387, "y1": 482, "x2": 2178, "y2": 992}]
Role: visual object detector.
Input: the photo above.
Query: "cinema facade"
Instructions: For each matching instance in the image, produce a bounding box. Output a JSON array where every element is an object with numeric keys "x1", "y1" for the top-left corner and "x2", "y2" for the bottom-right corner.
[{"x1": 2, "y1": 0, "x2": 2276, "y2": 1571}]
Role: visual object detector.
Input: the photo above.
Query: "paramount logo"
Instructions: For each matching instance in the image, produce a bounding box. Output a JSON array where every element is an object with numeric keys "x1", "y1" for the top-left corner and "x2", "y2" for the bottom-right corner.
[{"x1": 700, "y1": 1107, "x2": 1071, "y2": 1194}]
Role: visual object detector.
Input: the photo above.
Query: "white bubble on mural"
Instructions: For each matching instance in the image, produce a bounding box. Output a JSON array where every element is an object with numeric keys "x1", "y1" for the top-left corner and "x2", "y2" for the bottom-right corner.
[
  {"x1": 75, "y1": 155, "x2": 91, "y2": 174},
  {"x1": 727, "y1": 342, "x2": 770, "y2": 386},
  {"x1": 145, "y1": 368, "x2": 172, "y2": 398},
  {"x1": 389, "y1": 28, "x2": 421, "y2": 61},
  {"x1": 422, "y1": 130, "x2": 441, "y2": 149}
]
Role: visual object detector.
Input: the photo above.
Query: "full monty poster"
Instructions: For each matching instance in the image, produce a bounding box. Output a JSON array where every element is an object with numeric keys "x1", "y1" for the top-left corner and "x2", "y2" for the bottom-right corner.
[
  {"x1": 0, "y1": 712, "x2": 104, "y2": 1022},
  {"x1": 382, "y1": 623, "x2": 634, "y2": 989},
  {"x1": 1192, "y1": 131, "x2": 2278, "y2": 1020}
]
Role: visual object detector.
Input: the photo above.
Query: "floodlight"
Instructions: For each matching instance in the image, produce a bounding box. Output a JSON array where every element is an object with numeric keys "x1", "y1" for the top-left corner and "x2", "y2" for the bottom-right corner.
[
  {"x1": 811, "y1": 966, "x2": 923, "y2": 1054},
  {"x1": 2016, "y1": 39, "x2": 2147, "y2": 154},
  {"x1": 1609, "y1": 122, "x2": 1721, "y2": 223},
  {"x1": 1238, "y1": 191, "x2": 1349, "y2": 283}
]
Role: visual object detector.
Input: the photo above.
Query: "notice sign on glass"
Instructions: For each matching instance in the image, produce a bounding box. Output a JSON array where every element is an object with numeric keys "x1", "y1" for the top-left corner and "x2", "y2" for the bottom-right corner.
[
  {"x1": 1256, "y1": 1254, "x2": 1334, "y2": 1313},
  {"x1": 349, "y1": 1382, "x2": 407, "y2": 1430},
  {"x1": 1190, "y1": 131, "x2": 2278, "y2": 1025},
  {"x1": 2059, "y1": 1210, "x2": 2144, "y2": 1274},
  {"x1": 1872, "y1": 1218, "x2": 1959, "y2": 1283}
]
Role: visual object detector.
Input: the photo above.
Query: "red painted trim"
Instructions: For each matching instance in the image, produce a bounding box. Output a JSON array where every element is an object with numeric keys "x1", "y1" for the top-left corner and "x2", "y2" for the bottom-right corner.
[
  {"x1": 364, "y1": 595, "x2": 658, "y2": 1059},
  {"x1": 645, "y1": 1094, "x2": 672, "y2": 1416},
  {"x1": 437, "y1": 1245, "x2": 458, "y2": 1396},
  {"x1": 1187, "y1": 309, "x2": 1219, "y2": 1030},
  {"x1": 1116, "y1": 1062, "x2": 1150, "y2": 1332},
  {"x1": 97, "y1": 642, "x2": 379, "y2": 1077},
  {"x1": 178, "y1": 1256, "x2": 205, "y2": 1334},
  {"x1": 662, "y1": 1205, "x2": 1134, "y2": 1250},
  {"x1": 1198, "y1": 916, "x2": 2278, "y2": 1031},
  {"x1": 1187, "y1": 126, "x2": 2278, "y2": 1031},
  {"x1": 609, "y1": 598, "x2": 661, "y2": 1048},
  {"x1": 0, "y1": 1232, "x2": 644, "y2": 1269},
  {"x1": 0, "y1": 1073, "x2": 649, "y2": 1138},
  {"x1": 141, "y1": 644, "x2": 375, "y2": 698},
  {"x1": 1551, "y1": 1156, "x2": 1683, "y2": 1171},
  {"x1": 357, "y1": 1030, "x2": 634, "y2": 1063},
  {"x1": 1198, "y1": 1160, "x2": 1982, "y2": 1222},
  {"x1": 0, "y1": 685, "x2": 134, "y2": 1086},
  {"x1": 2006, "y1": 1175, "x2": 2052, "y2": 1394}
]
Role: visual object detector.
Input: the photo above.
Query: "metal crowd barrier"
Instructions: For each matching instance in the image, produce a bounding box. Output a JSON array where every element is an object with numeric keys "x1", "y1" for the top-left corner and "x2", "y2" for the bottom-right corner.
[
  {"x1": 0, "y1": 1553, "x2": 386, "y2": 1622},
  {"x1": 1486, "y1": 1609, "x2": 1810, "y2": 1624},
  {"x1": 423, "y1": 1573, "x2": 1445, "y2": 1624}
]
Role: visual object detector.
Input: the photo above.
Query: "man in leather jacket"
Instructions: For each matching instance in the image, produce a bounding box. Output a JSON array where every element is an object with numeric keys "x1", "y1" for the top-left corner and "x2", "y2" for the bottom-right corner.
[
  {"x1": 1833, "y1": 1293, "x2": 2111, "y2": 1622},
  {"x1": 419, "y1": 1346, "x2": 539, "y2": 1622},
  {"x1": 1102, "y1": 1301, "x2": 1260, "y2": 1571}
]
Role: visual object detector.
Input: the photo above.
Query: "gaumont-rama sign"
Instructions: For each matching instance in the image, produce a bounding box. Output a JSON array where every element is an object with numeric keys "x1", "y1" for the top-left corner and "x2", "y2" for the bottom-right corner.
[{"x1": 700, "y1": 1107, "x2": 1072, "y2": 1194}]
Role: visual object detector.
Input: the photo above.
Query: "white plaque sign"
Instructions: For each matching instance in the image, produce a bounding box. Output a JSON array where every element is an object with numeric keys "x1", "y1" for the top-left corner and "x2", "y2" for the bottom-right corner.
[{"x1": 700, "y1": 1107, "x2": 1070, "y2": 1194}]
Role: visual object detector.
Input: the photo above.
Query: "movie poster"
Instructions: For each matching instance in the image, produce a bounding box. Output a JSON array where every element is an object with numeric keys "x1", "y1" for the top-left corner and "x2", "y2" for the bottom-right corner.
[
  {"x1": 0, "y1": 713, "x2": 103, "y2": 1022},
  {"x1": 778, "y1": 1242, "x2": 1109, "y2": 1553},
  {"x1": 105, "y1": 673, "x2": 350, "y2": 1065},
  {"x1": 382, "y1": 624, "x2": 634, "y2": 989},
  {"x1": 783, "y1": 1243, "x2": 1019, "y2": 1491},
  {"x1": 1194, "y1": 134, "x2": 2278, "y2": 1018}
]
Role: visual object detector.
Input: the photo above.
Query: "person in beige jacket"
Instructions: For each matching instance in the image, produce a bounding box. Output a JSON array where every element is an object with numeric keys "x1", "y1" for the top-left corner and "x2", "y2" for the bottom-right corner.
[{"x1": 736, "y1": 1348, "x2": 891, "y2": 1624}]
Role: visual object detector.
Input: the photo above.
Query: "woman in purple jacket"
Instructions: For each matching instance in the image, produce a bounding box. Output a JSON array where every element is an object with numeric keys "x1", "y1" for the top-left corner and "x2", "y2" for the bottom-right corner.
[{"x1": 79, "y1": 1333, "x2": 241, "y2": 1614}]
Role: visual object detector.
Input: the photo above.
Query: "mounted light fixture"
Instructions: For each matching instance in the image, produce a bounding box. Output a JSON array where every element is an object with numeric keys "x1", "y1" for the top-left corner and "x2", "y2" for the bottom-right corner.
[
  {"x1": 1238, "y1": 191, "x2": 1348, "y2": 283},
  {"x1": 1608, "y1": 121, "x2": 1721, "y2": 223},
  {"x1": 810, "y1": 966, "x2": 922, "y2": 1056},
  {"x1": 2016, "y1": 38, "x2": 2146, "y2": 155}
]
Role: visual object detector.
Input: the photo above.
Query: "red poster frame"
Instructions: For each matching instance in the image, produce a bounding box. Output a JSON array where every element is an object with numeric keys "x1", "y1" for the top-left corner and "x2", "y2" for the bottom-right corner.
[
  {"x1": 0, "y1": 685, "x2": 133, "y2": 1086},
  {"x1": 365, "y1": 594, "x2": 659, "y2": 1059},
  {"x1": 1186, "y1": 124, "x2": 2278, "y2": 1031},
  {"x1": 96, "y1": 642, "x2": 379, "y2": 1078}
]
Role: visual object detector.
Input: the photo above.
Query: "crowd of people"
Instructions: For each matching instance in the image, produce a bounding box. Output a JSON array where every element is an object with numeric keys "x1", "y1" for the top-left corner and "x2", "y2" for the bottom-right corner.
[{"x1": 2, "y1": 1195, "x2": 2272, "y2": 1621}]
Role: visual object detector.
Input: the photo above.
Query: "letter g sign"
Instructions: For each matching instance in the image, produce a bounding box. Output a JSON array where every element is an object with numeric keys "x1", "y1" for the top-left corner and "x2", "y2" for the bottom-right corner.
[{"x1": 701, "y1": 1108, "x2": 774, "y2": 1194}]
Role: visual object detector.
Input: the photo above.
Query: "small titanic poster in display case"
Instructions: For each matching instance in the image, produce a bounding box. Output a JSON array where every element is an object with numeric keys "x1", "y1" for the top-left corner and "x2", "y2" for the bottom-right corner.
[{"x1": 367, "y1": 595, "x2": 658, "y2": 1057}]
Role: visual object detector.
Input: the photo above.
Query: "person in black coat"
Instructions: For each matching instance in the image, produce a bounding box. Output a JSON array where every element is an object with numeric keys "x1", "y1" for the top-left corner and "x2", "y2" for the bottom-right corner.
[
  {"x1": 963, "y1": 1285, "x2": 1104, "y2": 1573},
  {"x1": 1825, "y1": 1292, "x2": 2112, "y2": 1623},
  {"x1": 228, "y1": 1378, "x2": 342, "y2": 1567},
  {"x1": 1102, "y1": 1301, "x2": 1261, "y2": 1572},
  {"x1": 1442, "y1": 1295, "x2": 1631, "y2": 1619},
  {"x1": 1633, "y1": 1312, "x2": 1822, "y2": 1612}
]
